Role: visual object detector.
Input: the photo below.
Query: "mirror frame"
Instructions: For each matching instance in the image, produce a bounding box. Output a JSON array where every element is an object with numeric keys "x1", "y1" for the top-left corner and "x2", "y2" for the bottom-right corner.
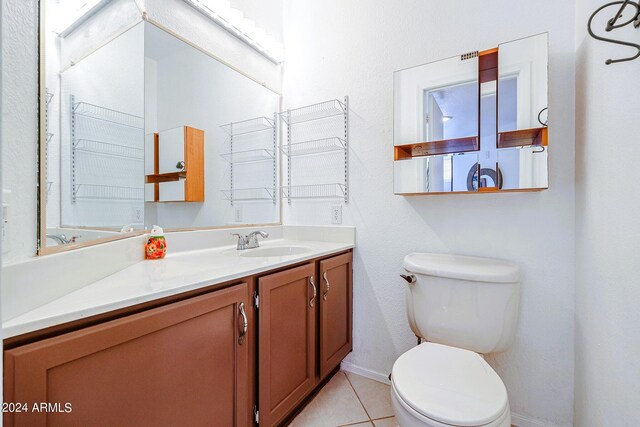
[{"x1": 37, "y1": 1, "x2": 284, "y2": 256}]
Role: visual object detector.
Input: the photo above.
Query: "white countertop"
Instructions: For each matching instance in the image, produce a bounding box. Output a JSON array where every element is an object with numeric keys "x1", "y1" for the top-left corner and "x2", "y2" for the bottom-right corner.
[{"x1": 3, "y1": 238, "x2": 353, "y2": 338}]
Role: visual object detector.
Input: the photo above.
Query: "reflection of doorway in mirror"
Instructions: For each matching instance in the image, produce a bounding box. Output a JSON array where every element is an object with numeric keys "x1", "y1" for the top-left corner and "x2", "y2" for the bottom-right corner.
[{"x1": 424, "y1": 81, "x2": 479, "y2": 143}]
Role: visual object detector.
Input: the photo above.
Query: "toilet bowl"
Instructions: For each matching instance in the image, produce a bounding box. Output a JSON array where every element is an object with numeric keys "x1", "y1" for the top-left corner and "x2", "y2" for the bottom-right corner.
[
  {"x1": 392, "y1": 253, "x2": 520, "y2": 427},
  {"x1": 391, "y1": 343, "x2": 510, "y2": 427}
]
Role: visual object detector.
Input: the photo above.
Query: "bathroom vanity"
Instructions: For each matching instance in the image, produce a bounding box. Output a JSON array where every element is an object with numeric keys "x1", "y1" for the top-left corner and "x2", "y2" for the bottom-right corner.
[{"x1": 3, "y1": 228, "x2": 354, "y2": 427}]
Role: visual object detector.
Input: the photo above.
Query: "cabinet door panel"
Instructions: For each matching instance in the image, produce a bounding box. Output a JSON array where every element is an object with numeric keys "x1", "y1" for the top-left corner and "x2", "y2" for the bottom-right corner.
[
  {"x1": 158, "y1": 126, "x2": 185, "y2": 174},
  {"x1": 259, "y1": 263, "x2": 316, "y2": 426},
  {"x1": 4, "y1": 284, "x2": 249, "y2": 427},
  {"x1": 319, "y1": 252, "x2": 353, "y2": 379}
]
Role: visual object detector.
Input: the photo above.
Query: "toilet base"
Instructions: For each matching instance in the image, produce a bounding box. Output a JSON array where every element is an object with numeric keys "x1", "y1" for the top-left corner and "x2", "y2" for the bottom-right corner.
[{"x1": 391, "y1": 382, "x2": 511, "y2": 427}]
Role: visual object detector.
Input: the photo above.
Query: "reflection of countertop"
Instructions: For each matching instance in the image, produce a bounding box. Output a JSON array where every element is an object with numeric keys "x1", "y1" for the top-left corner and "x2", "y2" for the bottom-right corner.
[{"x1": 4, "y1": 234, "x2": 354, "y2": 339}]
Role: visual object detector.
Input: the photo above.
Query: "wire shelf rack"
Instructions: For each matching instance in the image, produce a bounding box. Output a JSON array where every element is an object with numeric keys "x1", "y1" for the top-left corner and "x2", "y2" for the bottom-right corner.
[
  {"x1": 281, "y1": 183, "x2": 347, "y2": 201},
  {"x1": 73, "y1": 101, "x2": 144, "y2": 129},
  {"x1": 221, "y1": 187, "x2": 276, "y2": 202},
  {"x1": 74, "y1": 139, "x2": 144, "y2": 160},
  {"x1": 281, "y1": 137, "x2": 346, "y2": 157},
  {"x1": 220, "y1": 116, "x2": 275, "y2": 136},
  {"x1": 280, "y1": 99, "x2": 346, "y2": 125},
  {"x1": 46, "y1": 91, "x2": 54, "y2": 107},
  {"x1": 220, "y1": 148, "x2": 275, "y2": 164},
  {"x1": 73, "y1": 184, "x2": 144, "y2": 201},
  {"x1": 46, "y1": 132, "x2": 54, "y2": 144}
]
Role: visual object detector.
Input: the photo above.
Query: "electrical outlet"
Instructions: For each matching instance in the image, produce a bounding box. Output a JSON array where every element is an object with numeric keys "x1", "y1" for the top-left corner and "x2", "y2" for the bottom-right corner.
[
  {"x1": 132, "y1": 207, "x2": 143, "y2": 222},
  {"x1": 235, "y1": 206, "x2": 243, "y2": 222},
  {"x1": 330, "y1": 205, "x2": 342, "y2": 225}
]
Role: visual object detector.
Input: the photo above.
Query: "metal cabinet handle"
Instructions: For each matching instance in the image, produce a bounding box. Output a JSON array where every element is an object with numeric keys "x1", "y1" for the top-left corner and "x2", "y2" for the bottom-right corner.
[
  {"x1": 238, "y1": 302, "x2": 248, "y2": 345},
  {"x1": 322, "y1": 271, "x2": 330, "y2": 301},
  {"x1": 176, "y1": 160, "x2": 185, "y2": 170},
  {"x1": 309, "y1": 276, "x2": 317, "y2": 307}
]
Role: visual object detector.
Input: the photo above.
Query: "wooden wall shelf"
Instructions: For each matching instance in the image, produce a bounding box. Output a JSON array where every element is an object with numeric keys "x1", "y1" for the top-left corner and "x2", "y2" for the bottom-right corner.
[
  {"x1": 394, "y1": 136, "x2": 479, "y2": 160},
  {"x1": 498, "y1": 127, "x2": 548, "y2": 149}
]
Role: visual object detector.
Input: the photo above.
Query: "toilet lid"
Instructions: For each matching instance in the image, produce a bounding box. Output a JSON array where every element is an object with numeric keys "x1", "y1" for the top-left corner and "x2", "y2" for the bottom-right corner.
[{"x1": 392, "y1": 342, "x2": 508, "y2": 426}]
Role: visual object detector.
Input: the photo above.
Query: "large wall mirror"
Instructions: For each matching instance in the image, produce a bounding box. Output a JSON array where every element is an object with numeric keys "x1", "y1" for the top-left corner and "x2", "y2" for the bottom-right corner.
[
  {"x1": 393, "y1": 33, "x2": 548, "y2": 195},
  {"x1": 41, "y1": 0, "x2": 282, "y2": 254}
]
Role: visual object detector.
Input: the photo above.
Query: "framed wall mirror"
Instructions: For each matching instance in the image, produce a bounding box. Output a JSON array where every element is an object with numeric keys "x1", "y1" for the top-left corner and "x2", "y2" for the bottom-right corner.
[
  {"x1": 393, "y1": 33, "x2": 549, "y2": 195},
  {"x1": 39, "y1": 0, "x2": 282, "y2": 254}
]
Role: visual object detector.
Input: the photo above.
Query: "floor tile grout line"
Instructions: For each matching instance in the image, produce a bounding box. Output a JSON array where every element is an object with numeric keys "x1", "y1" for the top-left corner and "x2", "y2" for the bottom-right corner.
[{"x1": 343, "y1": 370, "x2": 374, "y2": 421}]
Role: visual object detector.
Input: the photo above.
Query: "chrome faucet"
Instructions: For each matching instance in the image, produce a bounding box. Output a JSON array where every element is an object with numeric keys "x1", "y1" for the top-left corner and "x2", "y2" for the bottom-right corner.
[
  {"x1": 47, "y1": 233, "x2": 70, "y2": 245},
  {"x1": 232, "y1": 230, "x2": 269, "y2": 250},
  {"x1": 246, "y1": 231, "x2": 269, "y2": 249}
]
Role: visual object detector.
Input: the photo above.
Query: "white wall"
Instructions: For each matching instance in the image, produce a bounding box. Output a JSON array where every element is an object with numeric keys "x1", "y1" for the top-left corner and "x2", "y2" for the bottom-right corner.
[
  {"x1": 574, "y1": 0, "x2": 640, "y2": 424},
  {"x1": 282, "y1": 1, "x2": 576, "y2": 425}
]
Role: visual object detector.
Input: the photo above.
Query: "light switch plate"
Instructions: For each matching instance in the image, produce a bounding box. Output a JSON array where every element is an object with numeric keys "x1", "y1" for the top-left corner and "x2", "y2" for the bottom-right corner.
[{"x1": 330, "y1": 205, "x2": 342, "y2": 224}]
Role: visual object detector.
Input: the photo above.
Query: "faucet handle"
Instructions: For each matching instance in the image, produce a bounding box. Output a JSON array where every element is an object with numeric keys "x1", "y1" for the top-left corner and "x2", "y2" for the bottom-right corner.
[{"x1": 231, "y1": 233, "x2": 248, "y2": 250}]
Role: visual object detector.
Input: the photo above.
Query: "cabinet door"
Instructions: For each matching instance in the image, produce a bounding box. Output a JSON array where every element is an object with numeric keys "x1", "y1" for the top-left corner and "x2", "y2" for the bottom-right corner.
[
  {"x1": 319, "y1": 252, "x2": 353, "y2": 379},
  {"x1": 4, "y1": 284, "x2": 249, "y2": 427},
  {"x1": 158, "y1": 179, "x2": 186, "y2": 202},
  {"x1": 259, "y1": 263, "x2": 316, "y2": 426},
  {"x1": 158, "y1": 126, "x2": 185, "y2": 174}
]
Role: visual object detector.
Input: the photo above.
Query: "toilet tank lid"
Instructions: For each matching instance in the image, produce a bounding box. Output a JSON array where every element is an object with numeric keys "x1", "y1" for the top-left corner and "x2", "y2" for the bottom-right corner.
[{"x1": 403, "y1": 253, "x2": 520, "y2": 283}]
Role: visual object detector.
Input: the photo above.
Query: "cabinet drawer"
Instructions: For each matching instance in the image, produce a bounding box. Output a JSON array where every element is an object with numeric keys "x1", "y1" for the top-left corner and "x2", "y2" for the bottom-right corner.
[{"x1": 159, "y1": 180, "x2": 185, "y2": 202}]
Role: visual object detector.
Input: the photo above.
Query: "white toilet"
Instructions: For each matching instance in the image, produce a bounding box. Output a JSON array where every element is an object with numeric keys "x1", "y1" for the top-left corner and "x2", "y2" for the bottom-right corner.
[{"x1": 391, "y1": 253, "x2": 521, "y2": 427}]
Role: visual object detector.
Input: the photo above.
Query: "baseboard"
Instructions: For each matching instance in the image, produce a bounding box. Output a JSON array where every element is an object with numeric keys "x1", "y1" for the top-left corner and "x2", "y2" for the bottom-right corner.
[
  {"x1": 340, "y1": 360, "x2": 391, "y2": 385},
  {"x1": 511, "y1": 412, "x2": 566, "y2": 427}
]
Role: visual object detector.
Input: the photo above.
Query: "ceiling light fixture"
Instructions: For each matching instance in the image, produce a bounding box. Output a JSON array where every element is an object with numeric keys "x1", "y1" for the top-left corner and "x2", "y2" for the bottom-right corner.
[
  {"x1": 442, "y1": 116, "x2": 453, "y2": 122},
  {"x1": 183, "y1": 0, "x2": 284, "y2": 64}
]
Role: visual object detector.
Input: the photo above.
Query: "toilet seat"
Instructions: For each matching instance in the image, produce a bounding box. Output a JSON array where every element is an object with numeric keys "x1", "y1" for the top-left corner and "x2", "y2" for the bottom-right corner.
[{"x1": 391, "y1": 343, "x2": 509, "y2": 426}]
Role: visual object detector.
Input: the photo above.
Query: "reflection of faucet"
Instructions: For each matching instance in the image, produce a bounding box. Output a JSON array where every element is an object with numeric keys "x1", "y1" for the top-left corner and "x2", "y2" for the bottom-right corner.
[
  {"x1": 47, "y1": 234, "x2": 70, "y2": 245},
  {"x1": 246, "y1": 231, "x2": 269, "y2": 249}
]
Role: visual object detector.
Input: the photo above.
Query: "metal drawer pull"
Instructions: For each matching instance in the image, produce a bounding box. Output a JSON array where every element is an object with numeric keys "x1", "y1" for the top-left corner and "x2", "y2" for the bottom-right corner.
[
  {"x1": 309, "y1": 276, "x2": 317, "y2": 307},
  {"x1": 238, "y1": 302, "x2": 248, "y2": 344},
  {"x1": 323, "y1": 271, "x2": 330, "y2": 301}
]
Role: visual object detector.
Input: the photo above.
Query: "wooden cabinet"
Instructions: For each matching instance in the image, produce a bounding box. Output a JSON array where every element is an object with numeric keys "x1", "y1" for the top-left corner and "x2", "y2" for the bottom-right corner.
[
  {"x1": 4, "y1": 284, "x2": 249, "y2": 427},
  {"x1": 318, "y1": 252, "x2": 353, "y2": 379},
  {"x1": 3, "y1": 251, "x2": 353, "y2": 427},
  {"x1": 258, "y1": 263, "x2": 316, "y2": 427},
  {"x1": 145, "y1": 126, "x2": 205, "y2": 202}
]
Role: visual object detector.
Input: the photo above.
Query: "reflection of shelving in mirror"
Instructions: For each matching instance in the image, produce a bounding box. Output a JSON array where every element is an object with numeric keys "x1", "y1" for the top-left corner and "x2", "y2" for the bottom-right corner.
[
  {"x1": 221, "y1": 114, "x2": 277, "y2": 206},
  {"x1": 281, "y1": 137, "x2": 346, "y2": 157},
  {"x1": 279, "y1": 99, "x2": 346, "y2": 125},
  {"x1": 394, "y1": 136, "x2": 479, "y2": 159},
  {"x1": 72, "y1": 101, "x2": 144, "y2": 129},
  {"x1": 220, "y1": 148, "x2": 275, "y2": 164},
  {"x1": 281, "y1": 183, "x2": 347, "y2": 200},
  {"x1": 71, "y1": 95, "x2": 145, "y2": 203},
  {"x1": 220, "y1": 116, "x2": 275, "y2": 136},
  {"x1": 221, "y1": 187, "x2": 276, "y2": 203},
  {"x1": 74, "y1": 139, "x2": 144, "y2": 160},
  {"x1": 497, "y1": 127, "x2": 547, "y2": 149},
  {"x1": 72, "y1": 184, "x2": 144, "y2": 201}
]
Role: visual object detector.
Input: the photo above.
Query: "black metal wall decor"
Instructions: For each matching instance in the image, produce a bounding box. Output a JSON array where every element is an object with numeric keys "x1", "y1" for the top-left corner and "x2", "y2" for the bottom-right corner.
[{"x1": 588, "y1": 0, "x2": 640, "y2": 64}]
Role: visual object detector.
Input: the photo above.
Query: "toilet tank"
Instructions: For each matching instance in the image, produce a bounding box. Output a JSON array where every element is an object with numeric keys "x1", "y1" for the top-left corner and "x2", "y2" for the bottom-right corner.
[{"x1": 403, "y1": 253, "x2": 520, "y2": 354}]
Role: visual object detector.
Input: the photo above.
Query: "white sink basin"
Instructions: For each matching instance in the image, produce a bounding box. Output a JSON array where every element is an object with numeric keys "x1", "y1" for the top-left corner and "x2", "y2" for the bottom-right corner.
[{"x1": 239, "y1": 246, "x2": 312, "y2": 258}]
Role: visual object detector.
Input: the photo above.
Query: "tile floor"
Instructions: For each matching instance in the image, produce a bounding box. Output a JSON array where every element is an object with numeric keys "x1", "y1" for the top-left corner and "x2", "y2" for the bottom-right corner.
[{"x1": 289, "y1": 371, "x2": 398, "y2": 427}]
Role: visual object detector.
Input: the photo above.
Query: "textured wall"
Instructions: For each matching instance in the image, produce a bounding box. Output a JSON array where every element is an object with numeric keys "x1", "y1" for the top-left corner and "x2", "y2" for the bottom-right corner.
[
  {"x1": 574, "y1": 0, "x2": 640, "y2": 424},
  {"x1": 282, "y1": 1, "x2": 576, "y2": 425},
  {"x1": 1, "y1": 0, "x2": 39, "y2": 263}
]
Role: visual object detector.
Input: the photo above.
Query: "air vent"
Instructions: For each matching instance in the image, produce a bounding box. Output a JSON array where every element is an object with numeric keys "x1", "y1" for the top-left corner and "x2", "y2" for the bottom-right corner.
[{"x1": 461, "y1": 51, "x2": 479, "y2": 61}]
